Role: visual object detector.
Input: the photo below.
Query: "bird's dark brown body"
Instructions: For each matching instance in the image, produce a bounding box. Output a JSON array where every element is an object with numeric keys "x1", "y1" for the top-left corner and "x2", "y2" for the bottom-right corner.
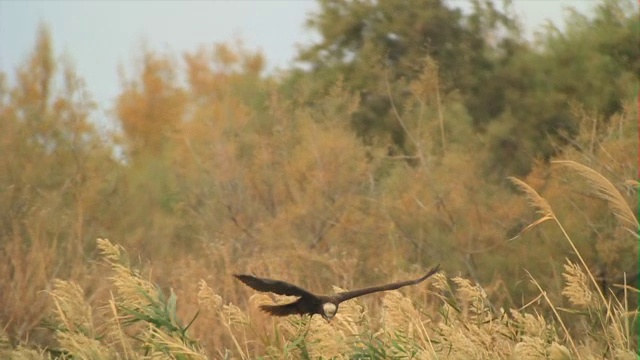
[{"x1": 234, "y1": 264, "x2": 440, "y2": 320}]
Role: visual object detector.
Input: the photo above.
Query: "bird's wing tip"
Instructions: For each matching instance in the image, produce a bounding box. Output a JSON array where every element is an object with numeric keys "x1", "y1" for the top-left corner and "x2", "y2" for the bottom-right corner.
[
  {"x1": 233, "y1": 273, "x2": 251, "y2": 280},
  {"x1": 426, "y1": 264, "x2": 441, "y2": 277}
]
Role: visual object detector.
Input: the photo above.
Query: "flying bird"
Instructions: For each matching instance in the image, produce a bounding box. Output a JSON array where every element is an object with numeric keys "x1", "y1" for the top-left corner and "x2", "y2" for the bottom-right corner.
[{"x1": 234, "y1": 265, "x2": 440, "y2": 320}]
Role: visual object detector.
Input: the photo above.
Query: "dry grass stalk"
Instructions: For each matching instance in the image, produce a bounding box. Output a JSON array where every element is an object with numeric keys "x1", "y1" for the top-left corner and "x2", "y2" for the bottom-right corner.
[
  {"x1": 509, "y1": 177, "x2": 613, "y2": 329},
  {"x1": 93, "y1": 239, "x2": 207, "y2": 359},
  {"x1": 197, "y1": 280, "x2": 223, "y2": 314},
  {"x1": 97, "y1": 238, "x2": 157, "y2": 312},
  {"x1": 428, "y1": 274, "x2": 517, "y2": 359},
  {"x1": 104, "y1": 295, "x2": 133, "y2": 360},
  {"x1": 0, "y1": 229, "x2": 61, "y2": 340},
  {"x1": 381, "y1": 290, "x2": 421, "y2": 337},
  {"x1": 559, "y1": 261, "x2": 638, "y2": 358},
  {"x1": 526, "y1": 270, "x2": 581, "y2": 359},
  {"x1": 451, "y1": 277, "x2": 491, "y2": 322},
  {"x1": 553, "y1": 160, "x2": 638, "y2": 232},
  {"x1": 513, "y1": 336, "x2": 547, "y2": 360},
  {"x1": 219, "y1": 302, "x2": 250, "y2": 359},
  {"x1": 305, "y1": 315, "x2": 349, "y2": 360},
  {"x1": 508, "y1": 310, "x2": 548, "y2": 338},
  {"x1": 49, "y1": 280, "x2": 93, "y2": 335},
  {"x1": 507, "y1": 176, "x2": 554, "y2": 240},
  {"x1": 146, "y1": 326, "x2": 207, "y2": 360},
  {"x1": 4, "y1": 236, "x2": 637, "y2": 359},
  {"x1": 561, "y1": 261, "x2": 595, "y2": 308},
  {"x1": 47, "y1": 279, "x2": 121, "y2": 359},
  {"x1": 55, "y1": 331, "x2": 113, "y2": 360},
  {"x1": 2, "y1": 347, "x2": 50, "y2": 360},
  {"x1": 330, "y1": 286, "x2": 367, "y2": 336}
]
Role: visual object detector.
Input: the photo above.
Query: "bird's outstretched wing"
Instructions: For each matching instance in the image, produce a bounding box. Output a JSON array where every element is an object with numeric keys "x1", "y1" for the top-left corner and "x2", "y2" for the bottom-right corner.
[
  {"x1": 234, "y1": 274, "x2": 315, "y2": 298},
  {"x1": 333, "y1": 264, "x2": 441, "y2": 303}
]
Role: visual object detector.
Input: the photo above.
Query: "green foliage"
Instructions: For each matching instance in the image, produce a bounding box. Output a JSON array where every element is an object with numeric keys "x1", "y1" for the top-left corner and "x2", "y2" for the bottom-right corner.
[
  {"x1": 293, "y1": 0, "x2": 638, "y2": 176},
  {"x1": 293, "y1": 0, "x2": 521, "y2": 151},
  {"x1": 482, "y1": 0, "x2": 638, "y2": 176}
]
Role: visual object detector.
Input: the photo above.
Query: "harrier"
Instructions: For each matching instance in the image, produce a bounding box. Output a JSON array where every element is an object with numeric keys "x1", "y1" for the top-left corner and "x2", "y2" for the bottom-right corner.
[{"x1": 234, "y1": 265, "x2": 440, "y2": 320}]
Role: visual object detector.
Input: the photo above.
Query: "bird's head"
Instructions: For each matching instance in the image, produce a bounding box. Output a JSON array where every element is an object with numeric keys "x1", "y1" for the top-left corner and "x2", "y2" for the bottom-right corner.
[{"x1": 321, "y1": 302, "x2": 338, "y2": 320}]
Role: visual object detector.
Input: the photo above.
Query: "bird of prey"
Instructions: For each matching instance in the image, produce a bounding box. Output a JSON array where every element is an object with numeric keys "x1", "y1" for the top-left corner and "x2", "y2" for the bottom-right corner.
[{"x1": 234, "y1": 265, "x2": 440, "y2": 320}]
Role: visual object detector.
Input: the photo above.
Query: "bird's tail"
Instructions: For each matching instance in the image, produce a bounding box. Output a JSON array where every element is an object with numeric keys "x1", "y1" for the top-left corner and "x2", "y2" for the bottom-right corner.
[{"x1": 259, "y1": 302, "x2": 300, "y2": 317}]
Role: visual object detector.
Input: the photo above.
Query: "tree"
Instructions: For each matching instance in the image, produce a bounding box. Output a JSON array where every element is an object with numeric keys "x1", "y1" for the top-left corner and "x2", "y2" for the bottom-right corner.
[
  {"x1": 482, "y1": 0, "x2": 639, "y2": 177},
  {"x1": 116, "y1": 50, "x2": 187, "y2": 159},
  {"x1": 292, "y1": 0, "x2": 520, "y2": 151},
  {"x1": 0, "y1": 24, "x2": 114, "y2": 341}
]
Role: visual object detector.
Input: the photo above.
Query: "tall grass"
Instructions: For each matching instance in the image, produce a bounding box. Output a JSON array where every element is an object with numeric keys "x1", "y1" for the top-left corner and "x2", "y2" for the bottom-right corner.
[
  {"x1": 3, "y1": 249, "x2": 637, "y2": 359},
  {"x1": 0, "y1": 162, "x2": 636, "y2": 359}
]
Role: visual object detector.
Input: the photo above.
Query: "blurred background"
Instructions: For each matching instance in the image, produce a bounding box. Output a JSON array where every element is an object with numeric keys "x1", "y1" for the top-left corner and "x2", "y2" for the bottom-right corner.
[{"x1": 0, "y1": 0, "x2": 637, "y2": 355}]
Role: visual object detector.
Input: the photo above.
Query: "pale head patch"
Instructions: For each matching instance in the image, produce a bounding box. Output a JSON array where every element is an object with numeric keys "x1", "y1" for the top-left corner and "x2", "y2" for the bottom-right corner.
[{"x1": 322, "y1": 303, "x2": 337, "y2": 318}]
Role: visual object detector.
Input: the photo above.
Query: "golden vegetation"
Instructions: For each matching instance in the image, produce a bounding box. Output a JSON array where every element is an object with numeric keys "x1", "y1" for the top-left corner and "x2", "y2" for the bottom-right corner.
[
  {"x1": 1, "y1": 8, "x2": 638, "y2": 358},
  {"x1": 2, "y1": 233, "x2": 636, "y2": 359}
]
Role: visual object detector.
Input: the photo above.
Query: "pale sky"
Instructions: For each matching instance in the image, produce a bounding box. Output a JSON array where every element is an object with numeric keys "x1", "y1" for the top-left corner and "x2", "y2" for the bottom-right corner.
[{"x1": 0, "y1": 0, "x2": 598, "y2": 130}]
